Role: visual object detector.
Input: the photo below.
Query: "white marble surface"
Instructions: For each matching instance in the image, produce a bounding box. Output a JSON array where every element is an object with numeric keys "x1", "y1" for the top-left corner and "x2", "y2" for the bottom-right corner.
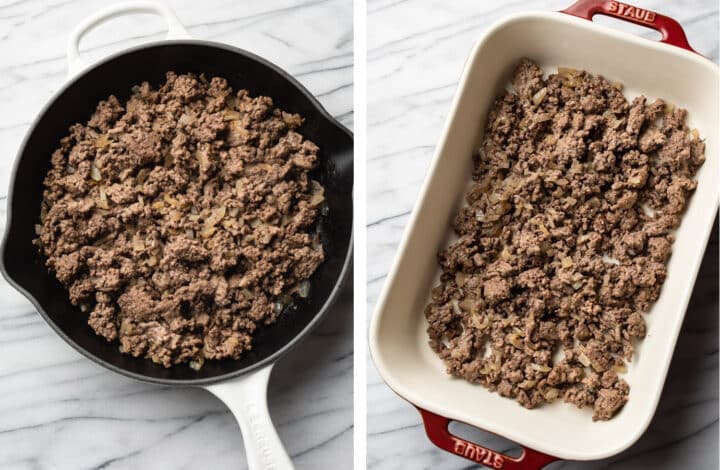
[
  {"x1": 0, "y1": 0, "x2": 352, "y2": 469},
  {"x1": 367, "y1": 0, "x2": 718, "y2": 468}
]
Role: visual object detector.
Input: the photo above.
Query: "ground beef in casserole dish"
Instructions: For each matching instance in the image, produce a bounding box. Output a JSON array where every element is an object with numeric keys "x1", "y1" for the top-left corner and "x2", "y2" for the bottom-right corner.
[
  {"x1": 425, "y1": 59, "x2": 705, "y2": 421},
  {"x1": 35, "y1": 72, "x2": 326, "y2": 368}
]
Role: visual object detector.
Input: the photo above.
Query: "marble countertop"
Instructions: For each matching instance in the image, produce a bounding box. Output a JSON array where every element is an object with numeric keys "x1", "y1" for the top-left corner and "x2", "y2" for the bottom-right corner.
[
  {"x1": 367, "y1": 0, "x2": 718, "y2": 468},
  {"x1": 0, "y1": 1, "x2": 352, "y2": 469}
]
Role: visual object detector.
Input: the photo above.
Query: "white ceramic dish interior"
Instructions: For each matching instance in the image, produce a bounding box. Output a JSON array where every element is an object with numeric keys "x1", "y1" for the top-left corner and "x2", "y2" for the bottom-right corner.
[{"x1": 370, "y1": 6, "x2": 719, "y2": 464}]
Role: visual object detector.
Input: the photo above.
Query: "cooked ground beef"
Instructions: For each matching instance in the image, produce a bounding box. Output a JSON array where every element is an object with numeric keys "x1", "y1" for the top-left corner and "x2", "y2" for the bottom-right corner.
[
  {"x1": 35, "y1": 72, "x2": 326, "y2": 368},
  {"x1": 425, "y1": 59, "x2": 705, "y2": 421}
]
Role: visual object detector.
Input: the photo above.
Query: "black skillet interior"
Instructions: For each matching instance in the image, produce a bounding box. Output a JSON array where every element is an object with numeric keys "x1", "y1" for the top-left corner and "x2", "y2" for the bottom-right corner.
[{"x1": 0, "y1": 42, "x2": 353, "y2": 385}]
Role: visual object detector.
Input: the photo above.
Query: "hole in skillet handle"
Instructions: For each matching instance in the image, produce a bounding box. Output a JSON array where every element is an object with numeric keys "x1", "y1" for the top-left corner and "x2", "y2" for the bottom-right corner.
[
  {"x1": 416, "y1": 408, "x2": 558, "y2": 469},
  {"x1": 559, "y1": 0, "x2": 700, "y2": 55}
]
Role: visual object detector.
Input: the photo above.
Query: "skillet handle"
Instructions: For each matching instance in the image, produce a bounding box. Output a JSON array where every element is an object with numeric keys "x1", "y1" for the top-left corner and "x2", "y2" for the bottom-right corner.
[
  {"x1": 204, "y1": 365, "x2": 294, "y2": 470},
  {"x1": 66, "y1": 1, "x2": 191, "y2": 78},
  {"x1": 560, "y1": 0, "x2": 698, "y2": 54},
  {"x1": 417, "y1": 408, "x2": 558, "y2": 469}
]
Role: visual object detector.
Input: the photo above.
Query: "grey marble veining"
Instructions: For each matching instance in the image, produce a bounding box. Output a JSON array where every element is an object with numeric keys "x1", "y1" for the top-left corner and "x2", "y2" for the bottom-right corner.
[
  {"x1": 0, "y1": 0, "x2": 352, "y2": 469},
  {"x1": 367, "y1": 0, "x2": 718, "y2": 468}
]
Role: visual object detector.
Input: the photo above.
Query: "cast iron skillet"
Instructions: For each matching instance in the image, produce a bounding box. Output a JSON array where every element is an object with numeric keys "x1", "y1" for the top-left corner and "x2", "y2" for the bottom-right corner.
[{"x1": 0, "y1": 3, "x2": 352, "y2": 469}]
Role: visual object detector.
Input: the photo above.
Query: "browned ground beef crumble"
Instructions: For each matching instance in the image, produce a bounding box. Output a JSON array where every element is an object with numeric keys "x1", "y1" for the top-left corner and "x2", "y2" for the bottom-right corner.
[
  {"x1": 35, "y1": 72, "x2": 326, "y2": 368},
  {"x1": 425, "y1": 59, "x2": 705, "y2": 421}
]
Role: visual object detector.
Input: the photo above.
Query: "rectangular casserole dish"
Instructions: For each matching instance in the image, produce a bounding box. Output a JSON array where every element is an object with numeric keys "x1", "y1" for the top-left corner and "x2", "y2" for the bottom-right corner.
[{"x1": 369, "y1": 0, "x2": 719, "y2": 467}]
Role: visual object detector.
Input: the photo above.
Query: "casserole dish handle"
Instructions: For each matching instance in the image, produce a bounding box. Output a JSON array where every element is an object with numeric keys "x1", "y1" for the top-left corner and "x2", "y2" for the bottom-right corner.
[
  {"x1": 205, "y1": 365, "x2": 294, "y2": 470},
  {"x1": 560, "y1": 0, "x2": 697, "y2": 54},
  {"x1": 417, "y1": 408, "x2": 557, "y2": 469},
  {"x1": 66, "y1": 1, "x2": 191, "y2": 78}
]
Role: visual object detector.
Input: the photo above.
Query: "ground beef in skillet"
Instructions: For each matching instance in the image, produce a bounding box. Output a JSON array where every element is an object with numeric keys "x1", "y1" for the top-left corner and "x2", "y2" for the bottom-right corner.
[
  {"x1": 35, "y1": 72, "x2": 326, "y2": 368},
  {"x1": 425, "y1": 59, "x2": 705, "y2": 421}
]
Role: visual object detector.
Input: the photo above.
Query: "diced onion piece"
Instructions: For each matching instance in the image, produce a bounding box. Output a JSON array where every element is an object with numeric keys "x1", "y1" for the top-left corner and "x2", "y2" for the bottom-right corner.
[
  {"x1": 490, "y1": 351, "x2": 502, "y2": 370},
  {"x1": 136, "y1": 168, "x2": 149, "y2": 185},
  {"x1": 518, "y1": 379, "x2": 537, "y2": 390},
  {"x1": 200, "y1": 226, "x2": 217, "y2": 239},
  {"x1": 119, "y1": 168, "x2": 133, "y2": 181},
  {"x1": 235, "y1": 179, "x2": 244, "y2": 196},
  {"x1": 249, "y1": 218, "x2": 261, "y2": 228},
  {"x1": 614, "y1": 362, "x2": 628, "y2": 374},
  {"x1": 66, "y1": 164, "x2": 76, "y2": 174},
  {"x1": 146, "y1": 255, "x2": 158, "y2": 267},
  {"x1": 40, "y1": 201, "x2": 49, "y2": 222},
  {"x1": 560, "y1": 256, "x2": 573, "y2": 268},
  {"x1": 205, "y1": 206, "x2": 226, "y2": 227},
  {"x1": 545, "y1": 388, "x2": 560, "y2": 400},
  {"x1": 90, "y1": 165, "x2": 102, "y2": 181},
  {"x1": 578, "y1": 352, "x2": 591, "y2": 367},
  {"x1": 34, "y1": 224, "x2": 42, "y2": 235},
  {"x1": 508, "y1": 333, "x2": 524, "y2": 349},
  {"x1": 451, "y1": 299, "x2": 462, "y2": 316},
  {"x1": 227, "y1": 121, "x2": 250, "y2": 146},
  {"x1": 455, "y1": 272, "x2": 467, "y2": 287},
  {"x1": 530, "y1": 363, "x2": 552, "y2": 373},
  {"x1": 472, "y1": 314, "x2": 489, "y2": 330},
  {"x1": 132, "y1": 235, "x2": 145, "y2": 252},
  {"x1": 534, "y1": 113, "x2": 552, "y2": 123},
  {"x1": 309, "y1": 180, "x2": 325, "y2": 207},
  {"x1": 241, "y1": 288, "x2": 255, "y2": 300},
  {"x1": 611, "y1": 81, "x2": 624, "y2": 91},
  {"x1": 273, "y1": 302, "x2": 284, "y2": 315},
  {"x1": 151, "y1": 200, "x2": 165, "y2": 210},
  {"x1": 178, "y1": 112, "x2": 194, "y2": 127},
  {"x1": 532, "y1": 87, "x2": 547, "y2": 106},
  {"x1": 228, "y1": 206, "x2": 240, "y2": 217},
  {"x1": 298, "y1": 280, "x2": 310, "y2": 298},
  {"x1": 223, "y1": 110, "x2": 241, "y2": 121},
  {"x1": 97, "y1": 187, "x2": 109, "y2": 209},
  {"x1": 189, "y1": 357, "x2": 204, "y2": 371},
  {"x1": 163, "y1": 193, "x2": 180, "y2": 207},
  {"x1": 602, "y1": 254, "x2": 621, "y2": 266}
]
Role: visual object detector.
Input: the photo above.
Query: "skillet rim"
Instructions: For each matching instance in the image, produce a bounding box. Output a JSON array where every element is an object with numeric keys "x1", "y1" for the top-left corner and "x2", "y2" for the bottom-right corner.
[{"x1": 0, "y1": 38, "x2": 354, "y2": 386}]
